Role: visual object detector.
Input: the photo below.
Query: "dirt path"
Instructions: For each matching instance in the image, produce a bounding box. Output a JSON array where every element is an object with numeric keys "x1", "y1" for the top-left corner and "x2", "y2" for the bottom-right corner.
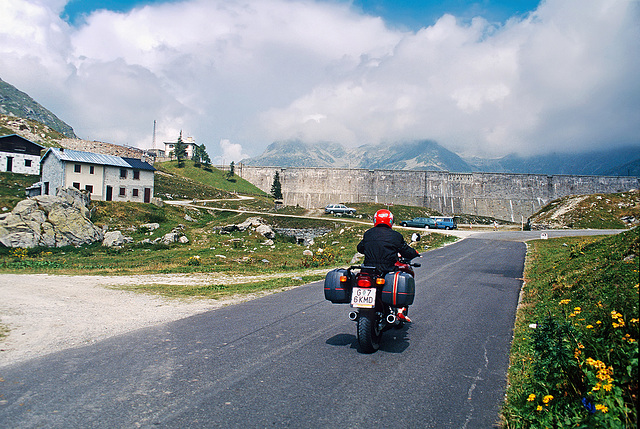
[{"x1": 0, "y1": 271, "x2": 325, "y2": 367}]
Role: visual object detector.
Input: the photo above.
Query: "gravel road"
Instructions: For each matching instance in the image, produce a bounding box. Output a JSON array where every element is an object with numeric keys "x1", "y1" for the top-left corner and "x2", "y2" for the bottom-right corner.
[{"x1": 0, "y1": 271, "x2": 323, "y2": 367}]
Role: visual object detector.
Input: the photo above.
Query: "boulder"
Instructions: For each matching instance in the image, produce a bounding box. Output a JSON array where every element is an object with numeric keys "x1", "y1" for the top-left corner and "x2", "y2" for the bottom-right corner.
[
  {"x1": 0, "y1": 187, "x2": 103, "y2": 248},
  {"x1": 255, "y1": 224, "x2": 275, "y2": 239},
  {"x1": 102, "y1": 231, "x2": 133, "y2": 247}
]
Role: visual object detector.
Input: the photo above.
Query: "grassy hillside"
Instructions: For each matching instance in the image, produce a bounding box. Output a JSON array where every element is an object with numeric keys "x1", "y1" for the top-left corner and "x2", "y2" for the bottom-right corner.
[
  {"x1": 502, "y1": 228, "x2": 638, "y2": 427},
  {"x1": 530, "y1": 190, "x2": 640, "y2": 229},
  {"x1": 155, "y1": 160, "x2": 268, "y2": 196},
  {"x1": 0, "y1": 172, "x2": 39, "y2": 211}
]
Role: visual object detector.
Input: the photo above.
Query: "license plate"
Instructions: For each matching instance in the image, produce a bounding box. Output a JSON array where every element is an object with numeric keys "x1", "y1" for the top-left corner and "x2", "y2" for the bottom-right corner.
[{"x1": 351, "y1": 287, "x2": 376, "y2": 308}]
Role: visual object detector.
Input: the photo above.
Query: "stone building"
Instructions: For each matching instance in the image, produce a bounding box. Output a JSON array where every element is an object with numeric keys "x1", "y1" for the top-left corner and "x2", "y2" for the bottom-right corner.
[
  {"x1": 40, "y1": 148, "x2": 156, "y2": 203},
  {"x1": 0, "y1": 134, "x2": 44, "y2": 175}
]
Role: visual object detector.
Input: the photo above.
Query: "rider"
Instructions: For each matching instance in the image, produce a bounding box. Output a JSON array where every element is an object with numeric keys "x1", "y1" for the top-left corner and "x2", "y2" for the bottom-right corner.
[{"x1": 357, "y1": 209, "x2": 420, "y2": 322}]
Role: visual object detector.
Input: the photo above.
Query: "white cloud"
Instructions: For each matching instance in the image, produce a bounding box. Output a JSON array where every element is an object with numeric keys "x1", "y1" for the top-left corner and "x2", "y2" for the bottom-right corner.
[
  {"x1": 0, "y1": 0, "x2": 638, "y2": 158},
  {"x1": 215, "y1": 139, "x2": 249, "y2": 164}
]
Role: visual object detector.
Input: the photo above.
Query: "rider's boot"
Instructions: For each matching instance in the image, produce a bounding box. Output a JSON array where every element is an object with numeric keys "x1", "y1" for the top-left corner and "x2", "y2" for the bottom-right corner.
[{"x1": 397, "y1": 307, "x2": 411, "y2": 323}]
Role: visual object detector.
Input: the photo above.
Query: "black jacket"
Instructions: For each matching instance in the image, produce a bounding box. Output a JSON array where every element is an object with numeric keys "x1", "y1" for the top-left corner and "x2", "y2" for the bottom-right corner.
[{"x1": 357, "y1": 224, "x2": 420, "y2": 273}]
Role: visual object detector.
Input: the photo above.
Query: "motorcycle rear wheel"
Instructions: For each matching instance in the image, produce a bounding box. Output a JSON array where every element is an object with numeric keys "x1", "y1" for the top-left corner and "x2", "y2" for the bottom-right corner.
[{"x1": 357, "y1": 309, "x2": 382, "y2": 353}]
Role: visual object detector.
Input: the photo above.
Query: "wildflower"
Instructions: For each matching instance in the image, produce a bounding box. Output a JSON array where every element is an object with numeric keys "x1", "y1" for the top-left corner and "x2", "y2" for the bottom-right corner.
[
  {"x1": 542, "y1": 395, "x2": 553, "y2": 405},
  {"x1": 559, "y1": 299, "x2": 571, "y2": 305},
  {"x1": 631, "y1": 318, "x2": 639, "y2": 324},
  {"x1": 574, "y1": 306, "x2": 581, "y2": 313},
  {"x1": 595, "y1": 404, "x2": 609, "y2": 413},
  {"x1": 602, "y1": 383, "x2": 613, "y2": 392},
  {"x1": 536, "y1": 405, "x2": 543, "y2": 411},
  {"x1": 597, "y1": 301, "x2": 603, "y2": 308},
  {"x1": 586, "y1": 325, "x2": 594, "y2": 329},
  {"x1": 596, "y1": 320, "x2": 602, "y2": 325},
  {"x1": 527, "y1": 394, "x2": 536, "y2": 402}
]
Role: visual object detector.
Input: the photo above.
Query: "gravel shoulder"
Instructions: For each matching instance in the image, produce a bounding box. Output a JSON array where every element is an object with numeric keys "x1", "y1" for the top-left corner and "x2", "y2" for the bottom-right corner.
[{"x1": 0, "y1": 271, "x2": 323, "y2": 367}]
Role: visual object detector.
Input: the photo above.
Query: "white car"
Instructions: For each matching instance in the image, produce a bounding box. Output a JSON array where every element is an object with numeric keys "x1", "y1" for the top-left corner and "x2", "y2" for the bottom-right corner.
[{"x1": 324, "y1": 204, "x2": 356, "y2": 215}]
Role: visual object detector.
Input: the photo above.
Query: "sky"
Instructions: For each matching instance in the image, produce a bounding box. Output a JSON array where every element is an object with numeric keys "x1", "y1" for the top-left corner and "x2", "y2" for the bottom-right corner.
[{"x1": 1, "y1": 0, "x2": 639, "y2": 163}]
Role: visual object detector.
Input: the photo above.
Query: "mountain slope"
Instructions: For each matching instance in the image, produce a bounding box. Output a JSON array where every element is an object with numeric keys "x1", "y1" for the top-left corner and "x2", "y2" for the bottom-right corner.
[
  {"x1": 465, "y1": 147, "x2": 640, "y2": 176},
  {"x1": 242, "y1": 139, "x2": 473, "y2": 172},
  {"x1": 0, "y1": 78, "x2": 76, "y2": 138}
]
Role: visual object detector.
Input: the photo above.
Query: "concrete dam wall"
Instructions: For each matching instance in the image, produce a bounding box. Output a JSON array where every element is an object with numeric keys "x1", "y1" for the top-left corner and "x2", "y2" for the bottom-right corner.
[{"x1": 238, "y1": 166, "x2": 639, "y2": 221}]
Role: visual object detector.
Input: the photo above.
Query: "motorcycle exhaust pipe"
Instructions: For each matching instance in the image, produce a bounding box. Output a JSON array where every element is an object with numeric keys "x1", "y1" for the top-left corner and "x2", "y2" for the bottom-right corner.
[
  {"x1": 386, "y1": 314, "x2": 397, "y2": 324},
  {"x1": 348, "y1": 311, "x2": 358, "y2": 321}
]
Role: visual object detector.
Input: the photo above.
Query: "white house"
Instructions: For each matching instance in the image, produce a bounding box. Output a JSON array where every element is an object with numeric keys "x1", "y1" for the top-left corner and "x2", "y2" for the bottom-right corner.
[
  {"x1": 0, "y1": 134, "x2": 44, "y2": 175},
  {"x1": 40, "y1": 148, "x2": 156, "y2": 203},
  {"x1": 163, "y1": 136, "x2": 197, "y2": 159}
]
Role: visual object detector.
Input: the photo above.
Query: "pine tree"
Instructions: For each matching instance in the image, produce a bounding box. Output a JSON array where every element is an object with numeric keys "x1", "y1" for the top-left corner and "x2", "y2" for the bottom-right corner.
[
  {"x1": 226, "y1": 161, "x2": 235, "y2": 179},
  {"x1": 192, "y1": 144, "x2": 203, "y2": 167},
  {"x1": 173, "y1": 131, "x2": 187, "y2": 168},
  {"x1": 271, "y1": 170, "x2": 283, "y2": 199}
]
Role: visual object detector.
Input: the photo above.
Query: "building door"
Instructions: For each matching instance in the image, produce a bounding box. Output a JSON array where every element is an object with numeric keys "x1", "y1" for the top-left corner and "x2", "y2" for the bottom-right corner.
[
  {"x1": 6, "y1": 157, "x2": 13, "y2": 172},
  {"x1": 106, "y1": 185, "x2": 113, "y2": 201},
  {"x1": 144, "y1": 188, "x2": 151, "y2": 203}
]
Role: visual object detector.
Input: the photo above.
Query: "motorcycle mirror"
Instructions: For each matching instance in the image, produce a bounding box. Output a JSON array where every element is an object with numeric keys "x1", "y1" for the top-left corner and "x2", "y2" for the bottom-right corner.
[{"x1": 413, "y1": 263, "x2": 421, "y2": 267}]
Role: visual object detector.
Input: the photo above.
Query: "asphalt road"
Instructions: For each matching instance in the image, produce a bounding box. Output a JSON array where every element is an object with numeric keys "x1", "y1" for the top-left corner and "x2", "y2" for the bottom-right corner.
[{"x1": 0, "y1": 231, "x2": 617, "y2": 428}]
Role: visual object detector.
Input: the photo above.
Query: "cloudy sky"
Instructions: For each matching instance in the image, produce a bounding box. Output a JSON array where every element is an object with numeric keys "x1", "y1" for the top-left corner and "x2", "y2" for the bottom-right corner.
[{"x1": 1, "y1": 0, "x2": 638, "y2": 162}]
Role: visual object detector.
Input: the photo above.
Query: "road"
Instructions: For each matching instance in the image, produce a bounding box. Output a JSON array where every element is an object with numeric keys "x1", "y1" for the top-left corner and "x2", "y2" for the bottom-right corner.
[{"x1": 0, "y1": 230, "x2": 621, "y2": 428}]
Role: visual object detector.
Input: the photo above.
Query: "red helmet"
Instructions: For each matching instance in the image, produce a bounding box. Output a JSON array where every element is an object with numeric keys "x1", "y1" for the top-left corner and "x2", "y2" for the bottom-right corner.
[{"x1": 374, "y1": 209, "x2": 394, "y2": 227}]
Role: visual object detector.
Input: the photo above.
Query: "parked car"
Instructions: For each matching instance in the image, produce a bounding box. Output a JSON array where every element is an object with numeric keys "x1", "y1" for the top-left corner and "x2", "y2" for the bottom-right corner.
[
  {"x1": 431, "y1": 216, "x2": 457, "y2": 230},
  {"x1": 399, "y1": 217, "x2": 436, "y2": 228},
  {"x1": 324, "y1": 204, "x2": 356, "y2": 215}
]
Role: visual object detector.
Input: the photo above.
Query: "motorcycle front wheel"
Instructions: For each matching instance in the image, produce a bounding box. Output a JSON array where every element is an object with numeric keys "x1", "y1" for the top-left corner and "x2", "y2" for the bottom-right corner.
[{"x1": 357, "y1": 309, "x2": 382, "y2": 353}]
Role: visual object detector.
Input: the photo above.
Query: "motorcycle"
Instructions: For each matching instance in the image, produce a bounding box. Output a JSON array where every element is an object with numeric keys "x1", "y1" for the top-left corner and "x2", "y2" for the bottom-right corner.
[{"x1": 324, "y1": 257, "x2": 421, "y2": 353}]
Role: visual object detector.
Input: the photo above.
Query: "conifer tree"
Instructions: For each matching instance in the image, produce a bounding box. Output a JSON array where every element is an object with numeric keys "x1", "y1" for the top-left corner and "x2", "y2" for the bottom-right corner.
[
  {"x1": 271, "y1": 170, "x2": 283, "y2": 199},
  {"x1": 173, "y1": 131, "x2": 187, "y2": 168}
]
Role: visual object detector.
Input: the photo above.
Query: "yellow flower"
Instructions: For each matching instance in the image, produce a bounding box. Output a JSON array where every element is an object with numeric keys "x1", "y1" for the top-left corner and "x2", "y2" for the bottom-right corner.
[
  {"x1": 630, "y1": 318, "x2": 639, "y2": 324},
  {"x1": 596, "y1": 320, "x2": 602, "y2": 325},
  {"x1": 586, "y1": 325, "x2": 594, "y2": 329},
  {"x1": 527, "y1": 394, "x2": 536, "y2": 402},
  {"x1": 542, "y1": 395, "x2": 553, "y2": 404},
  {"x1": 595, "y1": 404, "x2": 608, "y2": 413},
  {"x1": 559, "y1": 299, "x2": 571, "y2": 305},
  {"x1": 602, "y1": 383, "x2": 613, "y2": 392},
  {"x1": 536, "y1": 405, "x2": 543, "y2": 411}
]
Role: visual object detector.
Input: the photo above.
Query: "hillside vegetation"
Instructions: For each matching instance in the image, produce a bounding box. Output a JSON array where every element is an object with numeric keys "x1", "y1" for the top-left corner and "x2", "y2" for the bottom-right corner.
[
  {"x1": 530, "y1": 190, "x2": 640, "y2": 229},
  {"x1": 503, "y1": 228, "x2": 638, "y2": 427}
]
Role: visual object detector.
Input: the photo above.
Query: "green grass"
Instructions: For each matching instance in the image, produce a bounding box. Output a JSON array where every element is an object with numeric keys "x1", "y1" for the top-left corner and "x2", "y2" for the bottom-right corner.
[
  {"x1": 155, "y1": 160, "x2": 268, "y2": 196},
  {"x1": 502, "y1": 228, "x2": 638, "y2": 428},
  {"x1": 114, "y1": 274, "x2": 326, "y2": 299},
  {"x1": 0, "y1": 172, "x2": 39, "y2": 210}
]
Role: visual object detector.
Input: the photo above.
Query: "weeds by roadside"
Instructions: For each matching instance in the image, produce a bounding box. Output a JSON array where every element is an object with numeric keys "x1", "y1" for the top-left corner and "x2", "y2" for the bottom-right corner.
[{"x1": 502, "y1": 228, "x2": 639, "y2": 428}]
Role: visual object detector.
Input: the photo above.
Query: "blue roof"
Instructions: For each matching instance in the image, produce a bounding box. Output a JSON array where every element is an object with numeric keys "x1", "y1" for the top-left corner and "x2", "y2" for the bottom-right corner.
[
  {"x1": 122, "y1": 157, "x2": 156, "y2": 171},
  {"x1": 44, "y1": 148, "x2": 154, "y2": 170}
]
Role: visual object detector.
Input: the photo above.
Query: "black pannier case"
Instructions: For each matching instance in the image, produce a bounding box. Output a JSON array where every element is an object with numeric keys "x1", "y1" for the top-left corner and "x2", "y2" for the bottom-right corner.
[
  {"x1": 324, "y1": 268, "x2": 351, "y2": 303},
  {"x1": 381, "y1": 271, "x2": 415, "y2": 307}
]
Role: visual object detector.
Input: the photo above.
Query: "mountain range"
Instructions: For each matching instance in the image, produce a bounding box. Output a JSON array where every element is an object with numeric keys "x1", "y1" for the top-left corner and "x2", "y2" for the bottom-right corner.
[
  {"x1": 241, "y1": 140, "x2": 640, "y2": 176},
  {"x1": 1, "y1": 77, "x2": 638, "y2": 176}
]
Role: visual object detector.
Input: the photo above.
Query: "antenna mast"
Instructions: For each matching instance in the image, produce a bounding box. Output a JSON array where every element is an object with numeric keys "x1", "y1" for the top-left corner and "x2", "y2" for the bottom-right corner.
[{"x1": 152, "y1": 120, "x2": 157, "y2": 150}]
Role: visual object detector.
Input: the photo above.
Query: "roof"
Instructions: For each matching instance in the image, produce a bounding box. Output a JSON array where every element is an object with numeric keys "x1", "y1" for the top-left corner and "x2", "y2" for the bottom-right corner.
[
  {"x1": 122, "y1": 157, "x2": 156, "y2": 171},
  {"x1": 42, "y1": 148, "x2": 155, "y2": 170},
  {"x1": 0, "y1": 134, "x2": 45, "y2": 155}
]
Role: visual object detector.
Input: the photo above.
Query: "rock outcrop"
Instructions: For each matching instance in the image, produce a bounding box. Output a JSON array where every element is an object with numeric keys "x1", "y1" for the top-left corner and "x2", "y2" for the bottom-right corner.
[{"x1": 0, "y1": 187, "x2": 104, "y2": 248}]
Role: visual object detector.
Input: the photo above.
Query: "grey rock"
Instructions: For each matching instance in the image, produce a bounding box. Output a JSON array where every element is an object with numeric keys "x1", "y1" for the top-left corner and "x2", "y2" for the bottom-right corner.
[
  {"x1": 0, "y1": 187, "x2": 103, "y2": 248},
  {"x1": 102, "y1": 231, "x2": 132, "y2": 247}
]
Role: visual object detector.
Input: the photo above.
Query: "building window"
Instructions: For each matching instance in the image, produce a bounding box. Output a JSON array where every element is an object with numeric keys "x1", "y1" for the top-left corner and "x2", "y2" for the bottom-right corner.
[
  {"x1": 119, "y1": 187, "x2": 126, "y2": 196},
  {"x1": 85, "y1": 185, "x2": 93, "y2": 193},
  {"x1": 120, "y1": 169, "x2": 127, "y2": 179},
  {"x1": 25, "y1": 159, "x2": 32, "y2": 167},
  {"x1": 132, "y1": 189, "x2": 139, "y2": 197},
  {"x1": 90, "y1": 165, "x2": 95, "y2": 174},
  {"x1": 44, "y1": 182, "x2": 49, "y2": 195},
  {"x1": 74, "y1": 164, "x2": 81, "y2": 173},
  {"x1": 133, "y1": 170, "x2": 140, "y2": 180},
  {"x1": 72, "y1": 182, "x2": 80, "y2": 189}
]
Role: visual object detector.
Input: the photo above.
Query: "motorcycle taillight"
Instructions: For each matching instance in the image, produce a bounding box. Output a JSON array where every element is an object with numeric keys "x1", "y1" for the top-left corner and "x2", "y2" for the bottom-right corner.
[{"x1": 357, "y1": 278, "x2": 372, "y2": 287}]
